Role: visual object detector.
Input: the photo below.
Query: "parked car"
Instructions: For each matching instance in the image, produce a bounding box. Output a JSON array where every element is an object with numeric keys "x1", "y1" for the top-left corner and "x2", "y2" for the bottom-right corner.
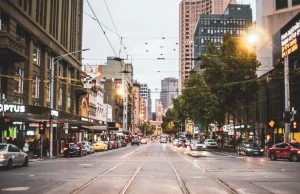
[
  {"x1": 177, "y1": 140, "x2": 185, "y2": 147},
  {"x1": 238, "y1": 142, "x2": 264, "y2": 156},
  {"x1": 184, "y1": 140, "x2": 191, "y2": 148},
  {"x1": 63, "y1": 143, "x2": 86, "y2": 157},
  {"x1": 117, "y1": 141, "x2": 122, "y2": 148},
  {"x1": 0, "y1": 143, "x2": 29, "y2": 170},
  {"x1": 104, "y1": 141, "x2": 113, "y2": 150},
  {"x1": 77, "y1": 142, "x2": 88, "y2": 155},
  {"x1": 267, "y1": 142, "x2": 300, "y2": 162},
  {"x1": 79, "y1": 141, "x2": 95, "y2": 154},
  {"x1": 93, "y1": 141, "x2": 108, "y2": 151},
  {"x1": 131, "y1": 138, "x2": 140, "y2": 146},
  {"x1": 120, "y1": 140, "x2": 127, "y2": 147},
  {"x1": 173, "y1": 139, "x2": 179, "y2": 146},
  {"x1": 140, "y1": 138, "x2": 147, "y2": 144},
  {"x1": 204, "y1": 139, "x2": 218, "y2": 149},
  {"x1": 110, "y1": 141, "x2": 118, "y2": 149},
  {"x1": 190, "y1": 140, "x2": 205, "y2": 151}
]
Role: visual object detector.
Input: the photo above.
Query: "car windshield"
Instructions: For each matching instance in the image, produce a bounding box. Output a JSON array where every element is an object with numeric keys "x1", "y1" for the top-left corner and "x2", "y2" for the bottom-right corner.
[
  {"x1": 207, "y1": 140, "x2": 215, "y2": 142},
  {"x1": 0, "y1": 145, "x2": 7, "y2": 150},
  {"x1": 290, "y1": 143, "x2": 300, "y2": 148}
]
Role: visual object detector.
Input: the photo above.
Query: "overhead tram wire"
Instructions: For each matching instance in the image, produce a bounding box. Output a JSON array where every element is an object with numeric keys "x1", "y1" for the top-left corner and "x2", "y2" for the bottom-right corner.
[{"x1": 86, "y1": 0, "x2": 118, "y2": 57}]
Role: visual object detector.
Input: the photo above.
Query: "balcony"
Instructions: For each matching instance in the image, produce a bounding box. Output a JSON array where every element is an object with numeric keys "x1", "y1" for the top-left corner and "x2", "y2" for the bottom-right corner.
[{"x1": 0, "y1": 31, "x2": 27, "y2": 60}]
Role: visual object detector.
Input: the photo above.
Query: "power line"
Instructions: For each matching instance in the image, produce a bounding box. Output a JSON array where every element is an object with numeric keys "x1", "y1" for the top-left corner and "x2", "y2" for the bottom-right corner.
[{"x1": 86, "y1": 0, "x2": 118, "y2": 56}]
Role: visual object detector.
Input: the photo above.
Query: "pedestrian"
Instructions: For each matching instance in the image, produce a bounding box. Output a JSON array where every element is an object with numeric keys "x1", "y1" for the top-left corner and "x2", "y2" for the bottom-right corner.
[
  {"x1": 7, "y1": 137, "x2": 13, "y2": 144},
  {"x1": 23, "y1": 140, "x2": 29, "y2": 154}
]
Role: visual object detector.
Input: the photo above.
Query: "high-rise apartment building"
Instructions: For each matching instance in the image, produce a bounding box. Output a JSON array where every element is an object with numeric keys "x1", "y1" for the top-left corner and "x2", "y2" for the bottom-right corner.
[
  {"x1": 160, "y1": 78, "x2": 178, "y2": 112},
  {"x1": 179, "y1": 0, "x2": 235, "y2": 90},
  {"x1": 194, "y1": 4, "x2": 252, "y2": 68}
]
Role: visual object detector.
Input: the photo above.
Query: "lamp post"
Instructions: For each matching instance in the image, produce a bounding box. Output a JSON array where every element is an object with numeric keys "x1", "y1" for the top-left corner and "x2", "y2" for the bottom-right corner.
[
  {"x1": 49, "y1": 48, "x2": 89, "y2": 157},
  {"x1": 247, "y1": 34, "x2": 290, "y2": 142}
]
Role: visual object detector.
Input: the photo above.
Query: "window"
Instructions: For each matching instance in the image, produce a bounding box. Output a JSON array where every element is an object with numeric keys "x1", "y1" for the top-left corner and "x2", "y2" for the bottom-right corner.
[
  {"x1": 67, "y1": 89, "x2": 71, "y2": 109},
  {"x1": 46, "y1": 80, "x2": 51, "y2": 103},
  {"x1": 275, "y1": 143, "x2": 288, "y2": 148},
  {"x1": 59, "y1": 64, "x2": 64, "y2": 77},
  {"x1": 276, "y1": 0, "x2": 288, "y2": 10},
  {"x1": 48, "y1": 55, "x2": 52, "y2": 70},
  {"x1": 32, "y1": 76, "x2": 40, "y2": 98},
  {"x1": 33, "y1": 44, "x2": 41, "y2": 66},
  {"x1": 14, "y1": 68, "x2": 24, "y2": 94},
  {"x1": 292, "y1": 0, "x2": 300, "y2": 6},
  {"x1": 59, "y1": 87, "x2": 63, "y2": 106}
]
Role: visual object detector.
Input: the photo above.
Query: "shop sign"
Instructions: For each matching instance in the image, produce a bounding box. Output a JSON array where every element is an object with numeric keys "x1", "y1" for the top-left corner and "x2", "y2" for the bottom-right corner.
[
  {"x1": 81, "y1": 117, "x2": 89, "y2": 122},
  {"x1": 26, "y1": 131, "x2": 35, "y2": 135},
  {"x1": 281, "y1": 13, "x2": 300, "y2": 58},
  {"x1": 51, "y1": 110, "x2": 59, "y2": 117},
  {"x1": 63, "y1": 123, "x2": 69, "y2": 129},
  {"x1": 0, "y1": 104, "x2": 25, "y2": 113},
  {"x1": 28, "y1": 123, "x2": 39, "y2": 127},
  {"x1": 71, "y1": 126, "x2": 78, "y2": 129},
  {"x1": 45, "y1": 122, "x2": 57, "y2": 128},
  {"x1": 13, "y1": 121, "x2": 23, "y2": 125}
]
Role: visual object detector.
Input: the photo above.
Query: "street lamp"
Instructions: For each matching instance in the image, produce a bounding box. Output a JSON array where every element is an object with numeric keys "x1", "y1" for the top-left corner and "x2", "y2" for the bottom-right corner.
[
  {"x1": 247, "y1": 34, "x2": 291, "y2": 142},
  {"x1": 49, "y1": 48, "x2": 89, "y2": 157}
]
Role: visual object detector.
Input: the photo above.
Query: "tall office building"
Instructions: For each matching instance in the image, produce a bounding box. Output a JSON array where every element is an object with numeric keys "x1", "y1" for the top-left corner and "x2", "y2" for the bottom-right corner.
[
  {"x1": 194, "y1": 4, "x2": 252, "y2": 68},
  {"x1": 147, "y1": 89, "x2": 152, "y2": 121},
  {"x1": 160, "y1": 77, "x2": 178, "y2": 112},
  {"x1": 140, "y1": 83, "x2": 150, "y2": 121},
  {"x1": 179, "y1": 0, "x2": 235, "y2": 90}
]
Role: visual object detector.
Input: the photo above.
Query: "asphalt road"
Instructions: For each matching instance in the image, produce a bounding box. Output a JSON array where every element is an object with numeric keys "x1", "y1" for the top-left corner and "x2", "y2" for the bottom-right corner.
[{"x1": 0, "y1": 142, "x2": 299, "y2": 194}]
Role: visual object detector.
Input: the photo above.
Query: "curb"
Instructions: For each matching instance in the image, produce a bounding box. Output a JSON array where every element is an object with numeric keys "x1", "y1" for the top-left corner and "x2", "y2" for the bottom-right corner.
[{"x1": 189, "y1": 152, "x2": 207, "y2": 157}]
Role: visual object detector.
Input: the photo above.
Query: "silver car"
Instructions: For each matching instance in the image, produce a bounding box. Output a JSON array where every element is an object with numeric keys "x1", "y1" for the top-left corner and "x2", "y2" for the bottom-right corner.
[
  {"x1": 0, "y1": 143, "x2": 29, "y2": 170},
  {"x1": 190, "y1": 140, "x2": 205, "y2": 151},
  {"x1": 79, "y1": 141, "x2": 95, "y2": 154}
]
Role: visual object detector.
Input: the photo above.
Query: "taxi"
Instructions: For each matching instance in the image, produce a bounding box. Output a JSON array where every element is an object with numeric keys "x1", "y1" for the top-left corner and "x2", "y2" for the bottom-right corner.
[
  {"x1": 267, "y1": 141, "x2": 300, "y2": 162},
  {"x1": 93, "y1": 141, "x2": 108, "y2": 151}
]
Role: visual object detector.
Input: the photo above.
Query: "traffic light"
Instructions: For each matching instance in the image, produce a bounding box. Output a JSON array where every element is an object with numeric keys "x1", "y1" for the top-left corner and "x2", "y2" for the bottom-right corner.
[
  {"x1": 290, "y1": 121, "x2": 297, "y2": 132},
  {"x1": 0, "y1": 117, "x2": 12, "y2": 130},
  {"x1": 39, "y1": 122, "x2": 45, "y2": 134}
]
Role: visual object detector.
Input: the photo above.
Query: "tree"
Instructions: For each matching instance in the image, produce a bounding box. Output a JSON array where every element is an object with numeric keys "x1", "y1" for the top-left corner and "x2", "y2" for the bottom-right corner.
[
  {"x1": 140, "y1": 121, "x2": 154, "y2": 136},
  {"x1": 161, "y1": 108, "x2": 181, "y2": 135}
]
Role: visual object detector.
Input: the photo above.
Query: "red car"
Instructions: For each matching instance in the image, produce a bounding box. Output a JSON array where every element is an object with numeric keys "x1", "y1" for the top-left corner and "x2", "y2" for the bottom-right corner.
[
  {"x1": 109, "y1": 141, "x2": 118, "y2": 149},
  {"x1": 267, "y1": 142, "x2": 300, "y2": 162}
]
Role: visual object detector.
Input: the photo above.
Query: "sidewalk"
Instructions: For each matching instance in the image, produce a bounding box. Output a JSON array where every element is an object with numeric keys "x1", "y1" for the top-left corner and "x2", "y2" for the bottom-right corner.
[{"x1": 27, "y1": 152, "x2": 63, "y2": 162}]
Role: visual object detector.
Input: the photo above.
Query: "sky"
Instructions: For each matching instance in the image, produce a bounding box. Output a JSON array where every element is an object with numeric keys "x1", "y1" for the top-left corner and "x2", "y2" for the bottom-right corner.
[{"x1": 82, "y1": 0, "x2": 256, "y2": 109}]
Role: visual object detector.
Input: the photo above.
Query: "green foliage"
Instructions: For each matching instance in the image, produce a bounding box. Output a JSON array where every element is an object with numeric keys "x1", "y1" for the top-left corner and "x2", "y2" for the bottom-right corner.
[
  {"x1": 140, "y1": 121, "x2": 154, "y2": 136},
  {"x1": 171, "y1": 33, "x2": 261, "y2": 129},
  {"x1": 161, "y1": 109, "x2": 181, "y2": 134}
]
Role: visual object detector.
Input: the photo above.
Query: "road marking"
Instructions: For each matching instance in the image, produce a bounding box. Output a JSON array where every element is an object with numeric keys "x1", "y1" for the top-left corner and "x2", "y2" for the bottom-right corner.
[
  {"x1": 71, "y1": 161, "x2": 125, "y2": 194},
  {"x1": 119, "y1": 150, "x2": 152, "y2": 194},
  {"x1": 168, "y1": 145, "x2": 238, "y2": 194},
  {"x1": 78, "y1": 164, "x2": 94, "y2": 166},
  {"x1": 121, "y1": 145, "x2": 147, "y2": 158},
  {"x1": 2, "y1": 187, "x2": 30, "y2": 191}
]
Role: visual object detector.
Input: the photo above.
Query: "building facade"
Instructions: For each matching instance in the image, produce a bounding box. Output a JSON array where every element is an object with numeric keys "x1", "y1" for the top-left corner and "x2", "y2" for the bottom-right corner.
[
  {"x1": 252, "y1": 0, "x2": 300, "y2": 146},
  {"x1": 179, "y1": 0, "x2": 235, "y2": 90},
  {"x1": 140, "y1": 83, "x2": 150, "y2": 120},
  {"x1": 140, "y1": 97, "x2": 146, "y2": 124},
  {"x1": 133, "y1": 82, "x2": 141, "y2": 133},
  {"x1": 194, "y1": 4, "x2": 252, "y2": 67},
  {"x1": 0, "y1": 0, "x2": 96, "y2": 149},
  {"x1": 160, "y1": 77, "x2": 178, "y2": 112},
  {"x1": 147, "y1": 89, "x2": 152, "y2": 121}
]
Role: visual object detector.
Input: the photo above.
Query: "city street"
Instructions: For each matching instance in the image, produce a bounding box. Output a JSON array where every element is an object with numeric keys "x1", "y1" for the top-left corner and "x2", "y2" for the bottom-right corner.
[{"x1": 0, "y1": 142, "x2": 300, "y2": 194}]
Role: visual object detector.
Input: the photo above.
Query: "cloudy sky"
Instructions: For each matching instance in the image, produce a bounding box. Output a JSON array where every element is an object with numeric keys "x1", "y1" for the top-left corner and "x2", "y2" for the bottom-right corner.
[{"x1": 82, "y1": 0, "x2": 256, "y2": 108}]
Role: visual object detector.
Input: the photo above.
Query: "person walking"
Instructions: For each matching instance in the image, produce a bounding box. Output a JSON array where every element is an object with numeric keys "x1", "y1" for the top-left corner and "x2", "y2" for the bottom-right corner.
[{"x1": 23, "y1": 140, "x2": 29, "y2": 154}]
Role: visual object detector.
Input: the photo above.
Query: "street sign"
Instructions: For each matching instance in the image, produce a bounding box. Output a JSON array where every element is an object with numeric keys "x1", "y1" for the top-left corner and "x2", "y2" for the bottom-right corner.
[{"x1": 269, "y1": 120, "x2": 275, "y2": 128}]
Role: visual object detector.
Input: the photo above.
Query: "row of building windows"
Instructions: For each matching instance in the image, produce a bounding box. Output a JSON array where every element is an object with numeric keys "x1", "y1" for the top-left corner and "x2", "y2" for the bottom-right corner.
[{"x1": 276, "y1": 0, "x2": 300, "y2": 10}]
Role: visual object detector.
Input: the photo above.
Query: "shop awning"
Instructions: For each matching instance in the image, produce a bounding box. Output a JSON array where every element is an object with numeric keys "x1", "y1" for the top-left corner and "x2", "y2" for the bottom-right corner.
[{"x1": 82, "y1": 125, "x2": 107, "y2": 131}]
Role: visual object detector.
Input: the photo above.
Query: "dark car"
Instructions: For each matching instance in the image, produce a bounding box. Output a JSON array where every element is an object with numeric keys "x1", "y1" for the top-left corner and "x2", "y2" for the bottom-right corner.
[
  {"x1": 110, "y1": 141, "x2": 118, "y2": 149},
  {"x1": 267, "y1": 142, "x2": 300, "y2": 162},
  {"x1": 131, "y1": 138, "x2": 140, "y2": 146},
  {"x1": 120, "y1": 140, "x2": 127, "y2": 147},
  {"x1": 238, "y1": 142, "x2": 264, "y2": 156},
  {"x1": 104, "y1": 141, "x2": 113, "y2": 150},
  {"x1": 177, "y1": 140, "x2": 185, "y2": 147},
  {"x1": 63, "y1": 143, "x2": 87, "y2": 157}
]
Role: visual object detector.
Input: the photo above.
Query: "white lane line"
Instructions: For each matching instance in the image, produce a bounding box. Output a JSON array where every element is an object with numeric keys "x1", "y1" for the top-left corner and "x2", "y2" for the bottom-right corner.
[{"x1": 121, "y1": 145, "x2": 148, "y2": 158}]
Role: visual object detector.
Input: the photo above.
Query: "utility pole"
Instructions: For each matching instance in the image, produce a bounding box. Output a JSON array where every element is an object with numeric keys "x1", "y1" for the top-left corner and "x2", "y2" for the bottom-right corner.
[{"x1": 284, "y1": 55, "x2": 290, "y2": 142}]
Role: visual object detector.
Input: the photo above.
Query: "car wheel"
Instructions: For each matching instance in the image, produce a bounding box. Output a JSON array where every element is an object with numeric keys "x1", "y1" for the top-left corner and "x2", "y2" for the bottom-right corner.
[
  {"x1": 270, "y1": 153, "x2": 276, "y2": 161},
  {"x1": 23, "y1": 157, "x2": 29, "y2": 167},
  {"x1": 6, "y1": 159, "x2": 12, "y2": 170},
  {"x1": 291, "y1": 154, "x2": 298, "y2": 162}
]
